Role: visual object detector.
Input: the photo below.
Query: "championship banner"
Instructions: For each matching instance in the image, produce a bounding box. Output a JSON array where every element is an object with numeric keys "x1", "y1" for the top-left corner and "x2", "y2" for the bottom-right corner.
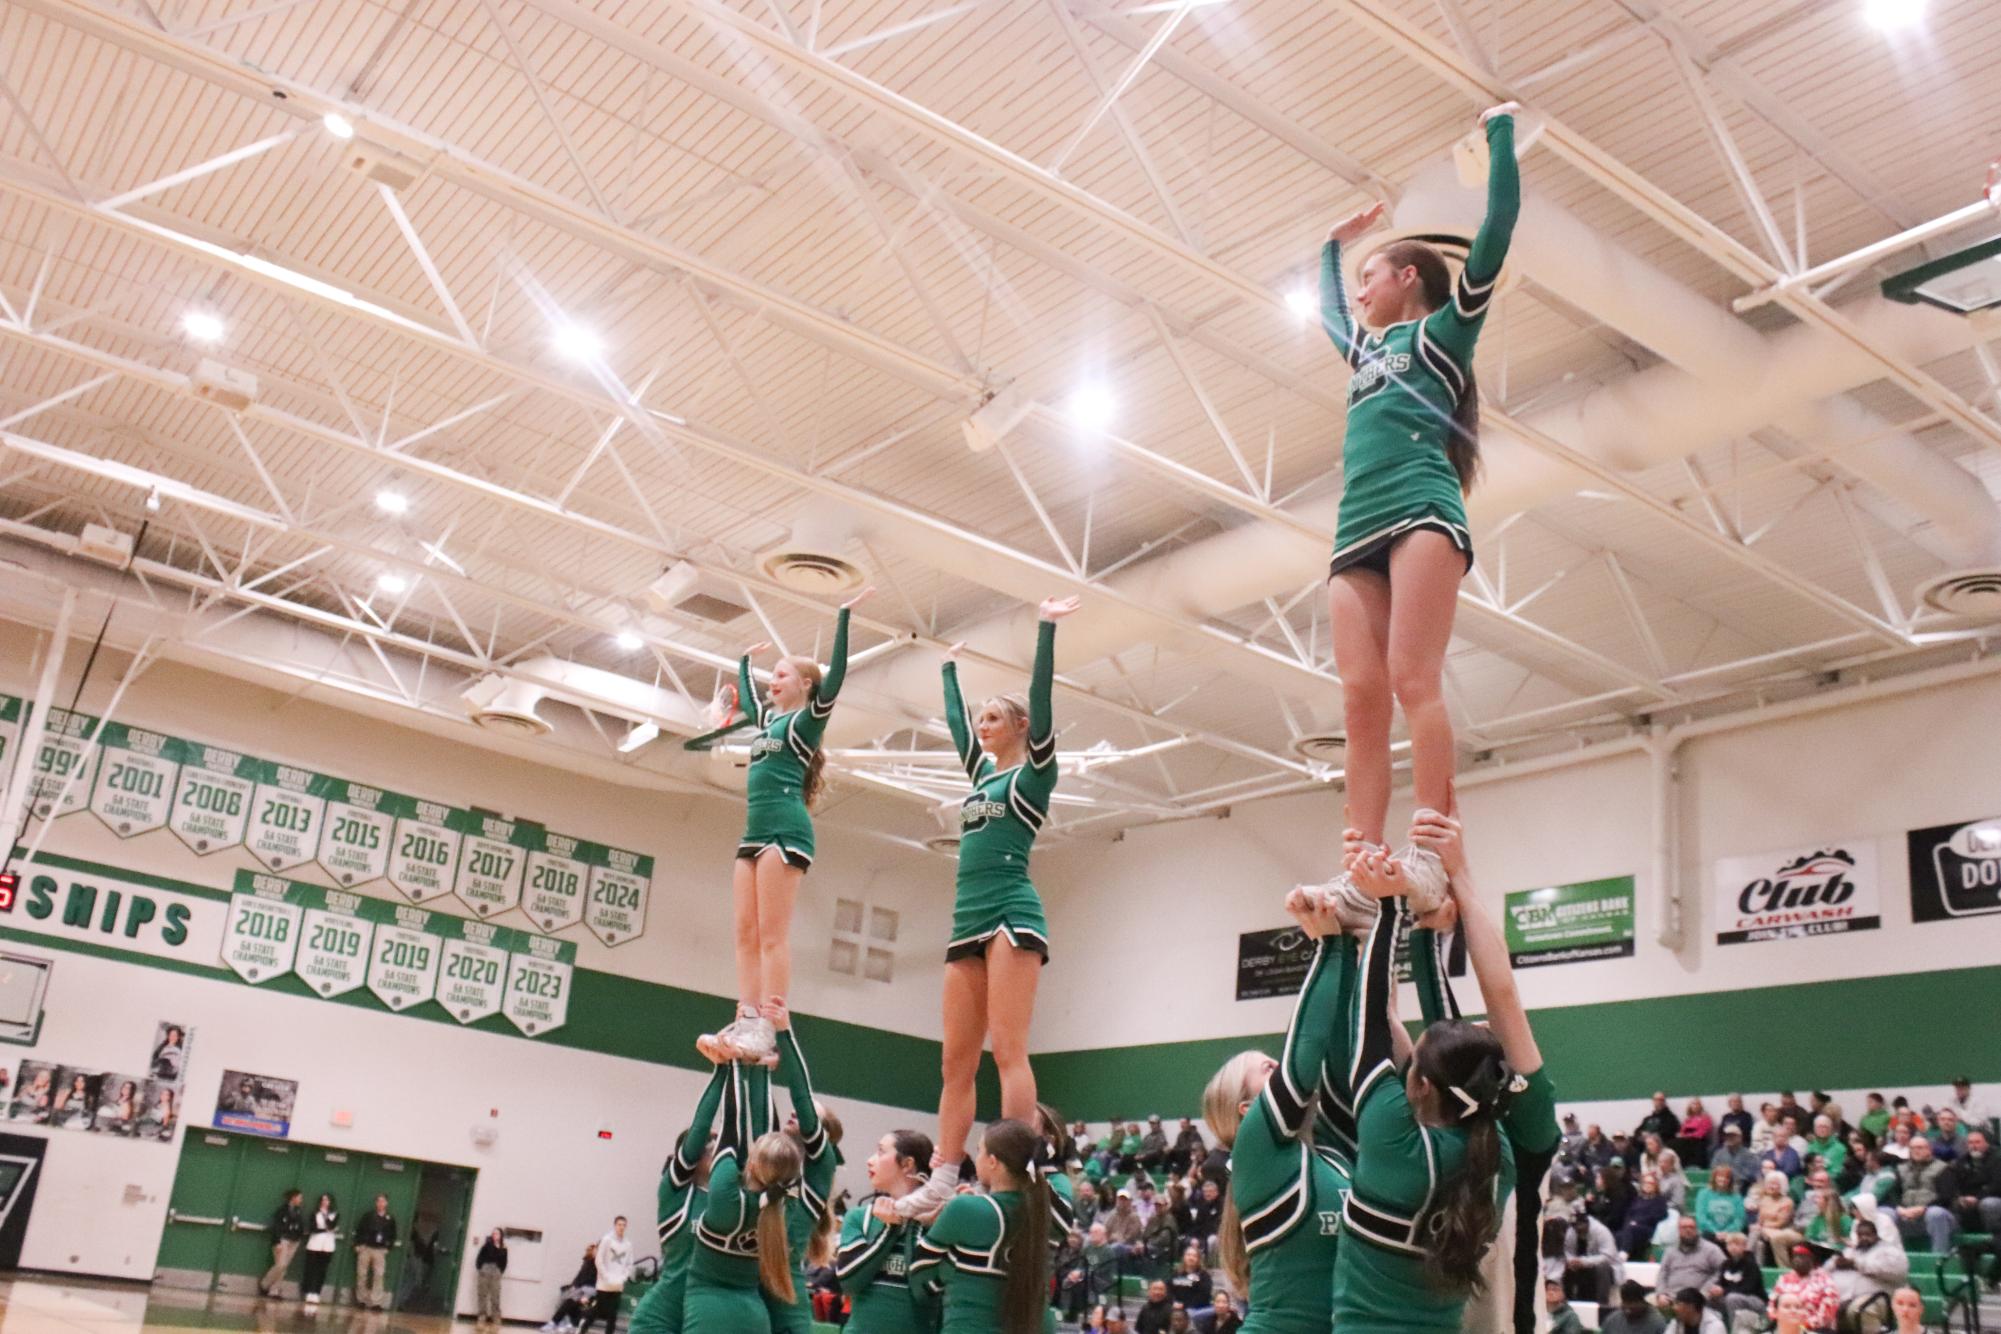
[
  {"x1": 293, "y1": 886, "x2": 378, "y2": 998},
  {"x1": 522, "y1": 832, "x2": 589, "y2": 933},
  {"x1": 0, "y1": 693, "x2": 20, "y2": 770},
  {"x1": 387, "y1": 800, "x2": 462, "y2": 903},
  {"x1": 1907, "y1": 815, "x2": 2001, "y2": 922},
  {"x1": 170, "y1": 743, "x2": 259, "y2": 855},
  {"x1": 220, "y1": 875, "x2": 306, "y2": 982},
  {"x1": 28, "y1": 707, "x2": 97, "y2": 821},
  {"x1": 367, "y1": 903, "x2": 442, "y2": 1012},
  {"x1": 454, "y1": 814, "x2": 533, "y2": 919},
  {"x1": 1712, "y1": 842, "x2": 1881, "y2": 945},
  {"x1": 317, "y1": 781, "x2": 399, "y2": 888},
  {"x1": 89, "y1": 723, "x2": 181, "y2": 838},
  {"x1": 1503, "y1": 876, "x2": 1636, "y2": 968},
  {"x1": 436, "y1": 916, "x2": 513, "y2": 1024},
  {"x1": 585, "y1": 844, "x2": 652, "y2": 947},
  {"x1": 502, "y1": 932, "x2": 574, "y2": 1037},
  {"x1": 246, "y1": 762, "x2": 329, "y2": 872}
]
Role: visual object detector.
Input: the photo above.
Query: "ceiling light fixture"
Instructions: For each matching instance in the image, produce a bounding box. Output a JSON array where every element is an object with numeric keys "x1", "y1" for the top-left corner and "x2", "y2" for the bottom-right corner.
[
  {"x1": 552, "y1": 322, "x2": 603, "y2": 364},
  {"x1": 1065, "y1": 383, "x2": 1117, "y2": 433},
  {"x1": 375, "y1": 572, "x2": 409, "y2": 595},
  {"x1": 1862, "y1": 0, "x2": 1925, "y2": 30},
  {"x1": 615, "y1": 630, "x2": 644, "y2": 651},
  {"x1": 322, "y1": 112, "x2": 356, "y2": 140},
  {"x1": 373, "y1": 489, "x2": 410, "y2": 516},
  {"x1": 1284, "y1": 287, "x2": 1317, "y2": 321},
  {"x1": 181, "y1": 309, "x2": 226, "y2": 343},
  {"x1": 144, "y1": 486, "x2": 162, "y2": 513}
]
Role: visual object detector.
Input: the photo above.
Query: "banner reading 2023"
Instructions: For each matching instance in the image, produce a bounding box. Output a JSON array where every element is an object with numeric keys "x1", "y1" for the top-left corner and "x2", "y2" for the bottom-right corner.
[
  {"x1": 223, "y1": 872, "x2": 573, "y2": 1036},
  {"x1": 0, "y1": 693, "x2": 653, "y2": 947}
]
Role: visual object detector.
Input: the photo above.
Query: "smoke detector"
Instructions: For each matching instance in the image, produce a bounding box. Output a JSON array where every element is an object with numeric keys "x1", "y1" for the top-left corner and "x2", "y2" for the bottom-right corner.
[
  {"x1": 757, "y1": 508, "x2": 866, "y2": 594},
  {"x1": 459, "y1": 676, "x2": 552, "y2": 737},
  {"x1": 1917, "y1": 567, "x2": 2001, "y2": 619},
  {"x1": 1290, "y1": 731, "x2": 1349, "y2": 764}
]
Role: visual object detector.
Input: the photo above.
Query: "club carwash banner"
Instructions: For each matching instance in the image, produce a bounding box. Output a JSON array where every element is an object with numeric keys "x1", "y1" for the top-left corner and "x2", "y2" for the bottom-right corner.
[
  {"x1": 1503, "y1": 876, "x2": 1636, "y2": 968},
  {"x1": 1712, "y1": 841, "x2": 1881, "y2": 945}
]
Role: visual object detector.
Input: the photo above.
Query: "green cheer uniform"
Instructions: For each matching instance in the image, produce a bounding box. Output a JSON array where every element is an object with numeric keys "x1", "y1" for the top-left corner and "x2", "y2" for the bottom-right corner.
[
  {"x1": 764, "y1": 1027, "x2": 840, "y2": 1334},
  {"x1": 941, "y1": 620, "x2": 1058, "y2": 963},
  {"x1": 685, "y1": 1062, "x2": 777, "y2": 1334},
  {"x1": 911, "y1": 1190, "x2": 1055, "y2": 1334},
  {"x1": 1233, "y1": 933, "x2": 1356, "y2": 1334},
  {"x1": 837, "y1": 1201, "x2": 937, "y2": 1334},
  {"x1": 1319, "y1": 113, "x2": 1519, "y2": 578},
  {"x1": 630, "y1": 1064, "x2": 730, "y2": 1334},
  {"x1": 737, "y1": 607, "x2": 852, "y2": 869}
]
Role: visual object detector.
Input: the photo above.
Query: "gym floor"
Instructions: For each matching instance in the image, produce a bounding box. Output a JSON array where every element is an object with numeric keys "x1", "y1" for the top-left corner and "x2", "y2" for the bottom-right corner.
[{"x1": 0, "y1": 1276, "x2": 467, "y2": 1334}]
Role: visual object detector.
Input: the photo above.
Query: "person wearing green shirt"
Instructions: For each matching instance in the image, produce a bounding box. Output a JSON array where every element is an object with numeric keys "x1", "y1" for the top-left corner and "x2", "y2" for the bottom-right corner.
[
  {"x1": 1860, "y1": 1094, "x2": 1891, "y2": 1144},
  {"x1": 711, "y1": 588, "x2": 873, "y2": 1061},
  {"x1": 684, "y1": 1061, "x2": 804, "y2": 1334},
  {"x1": 1694, "y1": 1165, "x2": 1747, "y2": 1237},
  {"x1": 894, "y1": 596, "x2": 1081, "y2": 1221},
  {"x1": 1308, "y1": 102, "x2": 1522, "y2": 919},
  {"x1": 909, "y1": 1119, "x2": 1053, "y2": 1334},
  {"x1": 1199, "y1": 886, "x2": 1355, "y2": 1334},
  {"x1": 764, "y1": 1015, "x2": 842, "y2": 1334},
  {"x1": 837, "y1": 1128, "x2": 937, "y2": 1334},
  {"x1": 1335, "y1": 808, "x2": 1550, "y2": 1333},
  {"x1": 628, "y1": 1057, "x2": 729, "y2": 1334},
  {"x1": 1545, "y1": 1279, "x2": 1587, "y2": 1334},
  {"x1": 1806, "y1": 1116, "x2": 1849, "y2": 1180}
]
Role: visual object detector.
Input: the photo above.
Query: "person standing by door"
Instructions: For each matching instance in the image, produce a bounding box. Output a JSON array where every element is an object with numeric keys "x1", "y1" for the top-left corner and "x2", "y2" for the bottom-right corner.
[
  {"x1": 301, "y1": 1193, "x2": 339, "y2": 1307},
  {"x1": 474, "y1": 1228, "x2": 509, "y2": 1328},
  {"x1": 398, "y1": 1213, "x2": 439, "y2": 1312},
  {"x1": 260, "y1": 1189, "x2": 307, "y2": 1297},
  {"x1": 580, "y1": 1216, "x2": 632, "y2": 1334},
  {"x1": 353, "y1": 1193, "x2": 398, "y2": 1310}
]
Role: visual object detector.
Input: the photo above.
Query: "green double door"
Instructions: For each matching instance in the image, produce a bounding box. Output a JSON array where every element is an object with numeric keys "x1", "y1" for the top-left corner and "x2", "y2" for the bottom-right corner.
[{"x1": 156, "y1": 1130, "x2": 474, "y2": 1311}]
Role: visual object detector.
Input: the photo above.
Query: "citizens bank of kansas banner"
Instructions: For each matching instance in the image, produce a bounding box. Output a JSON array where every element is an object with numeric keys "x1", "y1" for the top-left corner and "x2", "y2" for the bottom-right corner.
[
  {"x1": 0, "y1": 693, "x2": 652, "y2": 947},
  {"x1": 1711, "y1": 841, "x2": 1881, "y2": 945},
  {"x1": 1907, "y1": 814, "x2": 2001, "y2": 923},
  {"x1": 1503, "y1": 876, "x2": 1635, "y2": 968}
]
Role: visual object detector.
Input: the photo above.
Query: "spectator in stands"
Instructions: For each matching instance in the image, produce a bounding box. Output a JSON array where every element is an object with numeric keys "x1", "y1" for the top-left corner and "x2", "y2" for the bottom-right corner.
[
  {"x1": 1858, "y1": 1094, "x2": 1890, "y2": 1143},
  {"x1": 1947, "y1": 1077, "x2": 1994, "y2": 1134},
  {"x1": 1198, "y1": 1135, "x2": 1229, "y2": 1190},
  {"x1": 1138, "y1": 1116, "x2": 1169, "y2": 1174},
  {"x1": 1074, "y1": 1178, "x2": 1101, "y2": 1233},
  {"x1": 1695, "y1": 1164, "x2": 1746, "y2": 1236},
  {"x1": 1165, "y1": 1178, "x2": 1193, "y2": 1235},
  {"x1": 1836, "y1": 1132, "x2": 1873, "y2": 1193},
  {"x1": 1640, "y1": 1132, "x2": 1670, "y2": 1181},
  {"x1": 1581, "y1": 1123, "x2": 1617, "y2": 1172},
  {"x1": 1130, "y1": 1175, "x2": 1158, "y2": 1225},
  {"x1": 1103, "y1": 1188, "x2": 1144, "y2": 1257},
  {"x1": 1711, "y1": 1125, "x2": 1759, "y2": 1189},
  {"x1": 1769, "y1": 1244, "x2": 1838, "y2": 1332},
  {"x1": 1639, "y1": 1091, "x2": 1683, "y2": 1145},
  {"x1": 1777, "y1": 1094, "x2": 1809, "y2": 1133},
  {"x1": 1140, "y1": 1187, "x2": 1179, "y2": 1268},
  {"x1": 1679, "y1": 1099, "x2": 1716, "y2": 1164},
  {"x1": 1053, "y1": 1230, "x2": 1087, "y2": 1316},
  {"x1": 1888, "y1": 1097, "x2": 1919, "y2": 1135},
  {"x1": 1799, "y1": 1169, "x2": 1845, "y2": 1248},
  {"x1": 1810, "y1": 1093, "x2": 1849, "y2": 1138},
  {"x1": 1707, "y1": 1231, "x2": 1768, "y2": 1327},
  {"x1": 1753, "y1": 1103, "x2": 1781, "y2": 1156},
  {"x1": 1806, "y1": 1117, "x2": 1848, "y2": 1179},
  {"x1": 1771, "y1": 1289, "x2": 1810, "y2": 1334},
  {"x1": 1169, "y1": 1117, "x2": 1204, "y2": 1175},
  {"x1": 1929, "y1": 1107, "x2": 1967, "y2": 1161},
  {"x1": 1657, "y1": 1148, "x2": 1689, "y2": 1211},
  {"x1": 1551, "y1": 1209, "x2": 1623, "y2": 1305},
  {"x1": 1830, "y1": 1213, "x2": 1906, "y2": 1332},
  {"x1": 1883, "y1": 1122, "x2": 1914, "y2": 1163},
  {"x1": 1061, "y1": 1223, "x2": 1115, "y2": 1320},
  {"x1": 1668, "y1": 1287, "x2": 1725, "y2": 1334},
  {"x1": 1133, "y1": 1279, "x2": 1173, "y2": 1334},
  {"x1": 1209, "y1": 1290, "x2": 1241, "y2": 1334},
  {"x1": 1763, "y1": 1124, "x2": 1804, "y2": 1180},
  {"x1": 1559, "y1": 1112, "x2": 1585, "y2": 1161},
  {"x1": 1852, "y1": 1143, "x2": 1899, "y2": 1205},
  {"x1": 1889, "y1": 1286, "x2": 1923, "y2": 1334},
  {"x1": 1117, "y1": 1122, "x2": 1144, "y2": 1171},
  {"x1": 1620, "y1": 1170, "x2": 1671, "y2": 1259},
  {"x1": 1166, "y1": 1246, "x2": 1211, "y2": 1324},
  {"x1": 1546, "y1": 1278, "x2": 1586, "y2": 1334},
  {"x1": 1750, "y1": 1169, "x2": 1801, "y2": 1264},
  {"x1": 1893, "y1": 1134, "x2": 1954, "y2": 1253},
  {"x1": 1186, "y1": 1178, "x2": 1221, "y2": 1257},
  {"x1": 1612, "y1": 1131, "x2": 1639, "y2": 1172},
  {"x1": 1720, "y1": 1095, "x2": 1754, "y2": 1147},
  {"x1": 1944, "y1": 1126, "x2": 2001, "y2": 1235},
  {"x1": 1655, "y1": 1215, "x2": 1726, "y2": 1303},
  {"x1": 1601, "y1": 1278, "x2": 1668, "y2": 1334},
  {"x1": 1593, "y1": 1161, "x2": 1636, "y2": 1234}
]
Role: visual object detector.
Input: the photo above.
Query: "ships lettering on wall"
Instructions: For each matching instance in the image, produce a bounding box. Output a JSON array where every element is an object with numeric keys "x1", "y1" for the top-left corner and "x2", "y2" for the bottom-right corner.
[{"x1": 3, "y1": 694, "x2": 652, "y2": 948}]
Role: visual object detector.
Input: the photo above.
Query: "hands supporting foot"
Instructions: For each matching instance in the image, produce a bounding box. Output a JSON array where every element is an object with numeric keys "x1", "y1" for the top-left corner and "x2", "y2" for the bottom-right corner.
[
  {"x1": 696, "y1": 996, "x2": 789, "y2": 1065},
  {"x1": 1292, "y1": 805, "x2": 1470, "y2": 935}
]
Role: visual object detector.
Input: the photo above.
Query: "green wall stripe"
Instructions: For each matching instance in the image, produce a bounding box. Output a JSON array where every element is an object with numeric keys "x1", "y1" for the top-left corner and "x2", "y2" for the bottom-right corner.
[
  {"x1": 1033, "y1": 964, "x2": 2001, "y2": 1121},
  {"x1": 9, "y1": 851, "x2": 992, "y2": 1117}
]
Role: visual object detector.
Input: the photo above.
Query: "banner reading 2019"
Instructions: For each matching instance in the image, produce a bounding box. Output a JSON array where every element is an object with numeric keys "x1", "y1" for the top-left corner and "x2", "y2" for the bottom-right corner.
[{"x1": 0, "y1": 693, "x2": 652, "y2": 947}]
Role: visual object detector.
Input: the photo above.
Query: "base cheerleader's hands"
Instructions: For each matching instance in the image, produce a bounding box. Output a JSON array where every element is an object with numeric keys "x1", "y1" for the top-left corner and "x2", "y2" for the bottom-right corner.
[
  {"x1": 1409, "y1": 809, "x2": 1470, "y2": 887},
  {"x1": 1328, "y1": 201, "x2": 1386, "y2": 247},
  {"x1": 1039, "y1": 594, "x2": 1082, "y2": 622}
]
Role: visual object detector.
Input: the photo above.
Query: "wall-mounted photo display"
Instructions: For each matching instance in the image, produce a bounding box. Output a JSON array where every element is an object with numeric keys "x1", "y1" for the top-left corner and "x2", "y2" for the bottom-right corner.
[
  {"x1": 91, "y1": 1075, "x2": 147, "y2": 1137},
  {"x1": 1907, "y1": 814, "x2": 2001, "y2": 922},
  {"x1": 2, "y1": 693, "x2": 654, "y2": 947},
  {"x1": 48, "y1": 1067, "x2": 99, "y2": 1131},
  {"x1": 138, "y1": 1081, "x2": 178, "y2": 1141},
  {"x1": 149, "y1": 1022, "x2": 193, "y2": 1086},
  {"x1": 1712, "y1": 841, "x2": 1881, "y2": 945},
  {"x1": 6, "y1": 1062, "x2": 57, "y2": 1125},
  {"x1": 213, "y1": 1070, "x2": 296, "y2": 1138}
]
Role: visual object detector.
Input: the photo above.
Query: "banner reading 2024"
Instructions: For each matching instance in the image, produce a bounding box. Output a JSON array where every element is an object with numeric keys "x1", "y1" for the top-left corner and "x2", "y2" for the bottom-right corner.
[
  {"x1": 222, "y1": 872, "x2": 573, "y2": 1036},
  {"x1": 0, "y1": 693, "x2": 652, "y2": 947}
]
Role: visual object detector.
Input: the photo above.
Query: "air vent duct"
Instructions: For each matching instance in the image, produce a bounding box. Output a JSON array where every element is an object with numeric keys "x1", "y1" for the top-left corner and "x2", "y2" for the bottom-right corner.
[
  {"x1": 1918, "y1": 567, "x2": 2001, "y2": 619},
  {"x1": 758, "y1": 507, "x2": 866, "y2": 594},
  {"x1": 460, "y1": 677, "x2": 552, "y2": 737},
  {"x1": 1290, "y1": 731, "x2": 1349, "y2": 765}
]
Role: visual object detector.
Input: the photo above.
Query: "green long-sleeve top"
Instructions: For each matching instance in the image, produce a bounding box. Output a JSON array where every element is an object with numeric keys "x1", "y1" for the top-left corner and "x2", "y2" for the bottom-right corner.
[
  {"x1": 942, "y1": 620, "x2": 1057, "y2": 883},
  {"x1": 656, "y1": 1063, "x2": 730, "y2": 1307},
  {"x1": 1409, "y1": 923, "x2": 1560, "y2": 1158},
  {"x1": 690, "y1": 1061, "x2": 774, "y2": 1287},
  {"x1": 1232, "y1": 934, "x2": 1354, "y2": 1334},
  {"x1": 738, "y1": 607, "x2": 851, "y2": 807},
  {"x1": 836, "y1": 1201, "x2": 934, "y2": 1334},
  {"x1": 1318, "y1": 114, "x2": 1518, "y2": 559},
  {"x1": 766, "y1": 1026, "x2": 840, "y2": 1318},
  {"x1": 910, "y1": 1190, "x2": 1051, "y2": 1334}
]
